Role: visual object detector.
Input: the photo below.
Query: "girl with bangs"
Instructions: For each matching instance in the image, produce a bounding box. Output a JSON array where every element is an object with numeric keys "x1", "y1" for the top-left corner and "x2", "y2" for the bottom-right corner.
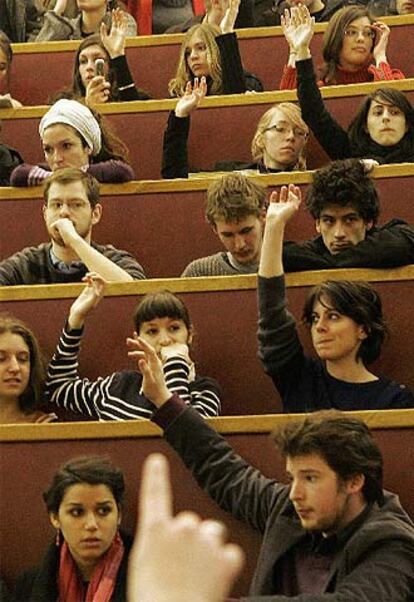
[
  {"x1": 45, "y1": 273, "x2": 221, "y2": 420},
  {"x1": 279, "y1": 4, "x2": 404, "y2": 89}
]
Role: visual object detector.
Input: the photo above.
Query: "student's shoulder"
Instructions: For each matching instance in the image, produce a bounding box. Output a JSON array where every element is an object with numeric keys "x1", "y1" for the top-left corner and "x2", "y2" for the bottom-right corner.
[{"x1": 181, "y1": 252, "x2": 235, "y2": 277}]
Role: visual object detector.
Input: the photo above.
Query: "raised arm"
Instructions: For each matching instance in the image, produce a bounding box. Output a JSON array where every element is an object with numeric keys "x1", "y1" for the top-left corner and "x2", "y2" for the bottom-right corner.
[
  {"x1": 162, "y1": 78, "x2": 207, "y2": 179},
  {"x1": 279, "y1": 5, "x2": 314, "y2": 89}
]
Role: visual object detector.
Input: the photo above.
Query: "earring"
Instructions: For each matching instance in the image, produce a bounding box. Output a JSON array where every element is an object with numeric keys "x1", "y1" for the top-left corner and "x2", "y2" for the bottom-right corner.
[{"x1": 55, "y1": 529, "x2": 60, "y2": 547}]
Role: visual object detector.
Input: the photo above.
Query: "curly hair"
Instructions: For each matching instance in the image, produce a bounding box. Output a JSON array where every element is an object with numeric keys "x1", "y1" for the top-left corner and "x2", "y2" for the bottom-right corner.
[
  {"x1": 0, "y1": 314, "x2": 46, "y2": 413},
  {"x1": 251, "y1": 103, "x2": 308, "y2": 170},
  {"x1": 205, "y1": 172, "x2": 267, "y2": 226},
  {"x1": 302, "y1": 280, "x2": 388, "y2": 365},
  {"x1": 306, "y1": 158, "x2": 379, "y2": 224},
  {"x1": 320, "y1": 6, "x2": 375, "y2": 84},
  {"x1": 168, "y1": 24, "x2": 223, "y2": 97},
  {"x1": 273, "y1": 410, "x2": 384, "y2": 503}
]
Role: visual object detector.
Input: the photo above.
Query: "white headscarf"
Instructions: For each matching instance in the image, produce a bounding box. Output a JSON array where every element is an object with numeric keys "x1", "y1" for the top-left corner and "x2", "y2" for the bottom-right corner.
[{"x1": 39, "y1": 99, "x2": 102, "y2": 156}]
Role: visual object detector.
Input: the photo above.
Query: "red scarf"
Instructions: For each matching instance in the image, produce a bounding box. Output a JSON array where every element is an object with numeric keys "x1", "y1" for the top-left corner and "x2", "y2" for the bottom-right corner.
[
  {"x1": 127, "y1": 0, "x2": 205, "y2": 35},
  {"x1": 58, "y1": 531, "x2": 125, "y2": 602}
]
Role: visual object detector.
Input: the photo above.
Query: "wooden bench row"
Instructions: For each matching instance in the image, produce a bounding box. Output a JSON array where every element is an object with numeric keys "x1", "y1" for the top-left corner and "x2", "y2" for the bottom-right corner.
[
  {"x1": 1, "y1": 410, "x2": 413, "y2": 595},
  {"x1": 8, "y1": 16, "x2": 414, "y2": 105},
  {"x1": 1, "y1": 269, "x2": 414, "y2": 416},
  {"x1": 1, "y1": 165, "x2": 413, "y2": 278},
  {"x1": 1, "y1": 81, "x2": 414, "y2": 180}
]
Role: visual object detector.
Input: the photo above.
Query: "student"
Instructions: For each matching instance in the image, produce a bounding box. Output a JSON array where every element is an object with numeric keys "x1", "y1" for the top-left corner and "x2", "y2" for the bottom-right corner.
[
  {"x1": 0, "y1": 30, "x2": 22, "y2": 107},
  {"x1": 168, "y1": 0, "x2": 263, "y2": 98},
  {"x1": 182, "y1": 172, "x2": 267, "y2": 277},
  {"x1": 128, "y1": 453, "x2": 244, "y2": 602},
  {"x1": 162, "y1": 94, "x2": 308, "y2": 178},
  {"x1": 36, "y1": 1, "x2": 137, "y2": 41},
  {"x1": 287, "y1": 7, "x2": 414, "y2": 163},
  {"x1": 45, "y1": 272, "x2": 221, "y2": 420},
  {"x1": 0, "y1": 314, "x2": 57, "y2": 424},
  {"x1": 124, "y1": 338, "x2": 414, "y2": 599},
  {"x1": 257, "y1": 183, "x2": 414, "y2": 411},
  {"x1": 10, "y1": 98, "x2": 134, "y2": 186},
  {"x1": 0, "y1": 0, "x2": 42, "y2": 41},
  {"x1": 280, "y1": 5, "x2": 404, "y2": 89},
  {"x1": 283, "y1": 158, "x2": 414, "y2": 271},
  {"x1": 0, "y1": 169, "x2": 145, "y2": 285},
  {"x1": 68, "y1": 12, "x2": 150, "y2": 106},
  {"x1": 255, "y1": 0, "x2": 342, "y2": 27},
  {"x1": 13, "y1": 456, "x2": 132, "y2": 601}
]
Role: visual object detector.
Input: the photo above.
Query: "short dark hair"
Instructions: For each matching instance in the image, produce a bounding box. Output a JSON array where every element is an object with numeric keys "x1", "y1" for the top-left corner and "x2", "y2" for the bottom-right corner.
[
  {"x1": 206, "y1": 173, "x2": 267, "y2": 227},
  {"x1": 134, "y1": 290, "x2": 191, "y2": 333},
  {"x1": 43, "y1": 455, "x2": 125, "y2": 514},
  {"x1": 302, "y1": 280, "x2": 387, "y2": 364},
  {"x1": 306, "y1": 159, "x2": 379, "y2": 224},
  {"x1": 273, "y1": 410, "x2": 384, "y2": 503},
  {"x1": 0, "y1": 313, "x2": 45, "y2": 412},
  {"x1": 43, "y1": 168, "x2": 100, "y2": 208},
  {"x1": 348, "y1": 88, "x2": 414, "y2": 158}
]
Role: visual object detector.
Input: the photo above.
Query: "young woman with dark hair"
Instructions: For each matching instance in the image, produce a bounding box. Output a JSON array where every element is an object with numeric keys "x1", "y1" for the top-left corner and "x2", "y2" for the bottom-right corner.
[
  {"x1": 45, "y1": 273, "x2": 221, "y2": 420},
  {"x1": 0, "y1": 314, "x2": 56, "y2": 424},
  {"x1": 13, "y1": 455, "x2": 131, "y2": 601},
  {"x1": 282, "y1": 7, "x2": 414, "y2": 164},
  {"x1": 280, "y1": 5, "x2": 404, "y2": 89},
  {"x1": 70, "y1": 11, "x2": 150, "y2": 106},
  {"x1": 10, "y1": 98, "x2": 134, "y2": 186},
  {"x1": 257, "y1": 184, "x2": 414, "y2": 412},
  {"x1": 0, "y1": 29, "x2": 23, "y2": 108}
]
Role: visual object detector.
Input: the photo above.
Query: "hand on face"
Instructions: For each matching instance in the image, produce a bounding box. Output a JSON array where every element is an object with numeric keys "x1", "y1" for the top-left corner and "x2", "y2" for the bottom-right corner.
[
  {"x1": 371, "y1": 21, "x2": 390, "y2": 63},
  {"x1": 49, "y1": 217, "x2": 80, "y2": 247},
  {"x1": 159, "y1": 342, "x2": 191, "y2": 364},
  {"x1": 127, "y1": 454, "x2": 244, "y2": 602},
  {"x1": 175, "y1": 77, "x2": 208, "y2": 118},
  {"x1": 266, "y1": 184, "x2": 302, "y2": 225}
]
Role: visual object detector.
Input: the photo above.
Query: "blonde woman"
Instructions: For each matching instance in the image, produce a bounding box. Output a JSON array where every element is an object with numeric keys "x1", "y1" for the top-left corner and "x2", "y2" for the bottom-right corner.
[
  {"x1": 162, "y1": 86, "x2": 308, "y2": 178},
  {"x1": 168, "y1": 0, "x2": 262, "y2": 97}
]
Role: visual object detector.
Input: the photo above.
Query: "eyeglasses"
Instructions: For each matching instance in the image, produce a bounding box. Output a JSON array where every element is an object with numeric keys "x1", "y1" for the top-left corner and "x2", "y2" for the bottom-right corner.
[
  {"x1": 343, "y1": 27, "x2": 375, "y2": 39},
  {"x1": 263, "y1": 124, "x2": 307, "y2": 139}
]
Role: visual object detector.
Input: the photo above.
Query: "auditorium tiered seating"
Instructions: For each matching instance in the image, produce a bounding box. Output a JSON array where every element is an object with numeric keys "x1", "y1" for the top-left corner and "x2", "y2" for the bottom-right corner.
[
  {"x1": 2, "y1": 81, "x2": 414, "y2": 179},
  {"x1": 9, "y1": 15, "x2": 414, "y2": 105},
  {"x1": 1, "y1": 268, "x2": 414, "y2": 416},
  {"x1": 1, "y1": 164, "x2": 413, "y2": 277},
  {"x1": 0, "y1": 409, "x2": 412, "y2": 595}
]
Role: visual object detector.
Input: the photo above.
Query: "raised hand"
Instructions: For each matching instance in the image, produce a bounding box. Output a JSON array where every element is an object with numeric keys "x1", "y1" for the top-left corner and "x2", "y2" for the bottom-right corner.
[
  {"x1": 53, "y1": 0, "x2": 68, "y2": 16},
  {"x1": 220, "y1": 0, "x2": 240, "y2": 33},
  {"x1": 206, "y1": 0, "x2": 229, "y2": 27},
  {"x1": 101, "y1": 8, "x2": 127, "y2": 58},
  {"x1": 127, "y1": 454, "x2": 244, "y2": 602},
  {"x1": 281, "y1": 5, "x2": 315, "y2": 54},
  {"x1": 68, "y1": 272, "x2": 106, "y2": 329},
  {"x1": 175, "y1": 77, "x2": 208, "y2": 118},
  {"x1": 266, "y1": 184, "x2": 302, "y2": 225},
  {"x1": 371, "y1": 21, "x2": 390, "y2": 64},
  {"x1": 126, "y1": 335, "x2": 171, "y2": 407}
]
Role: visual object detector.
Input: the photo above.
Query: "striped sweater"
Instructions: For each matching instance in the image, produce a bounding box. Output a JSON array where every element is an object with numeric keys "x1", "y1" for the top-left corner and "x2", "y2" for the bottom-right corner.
[{"x1": 45, "y1": 324, "x2": 221, "y2": 420}]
